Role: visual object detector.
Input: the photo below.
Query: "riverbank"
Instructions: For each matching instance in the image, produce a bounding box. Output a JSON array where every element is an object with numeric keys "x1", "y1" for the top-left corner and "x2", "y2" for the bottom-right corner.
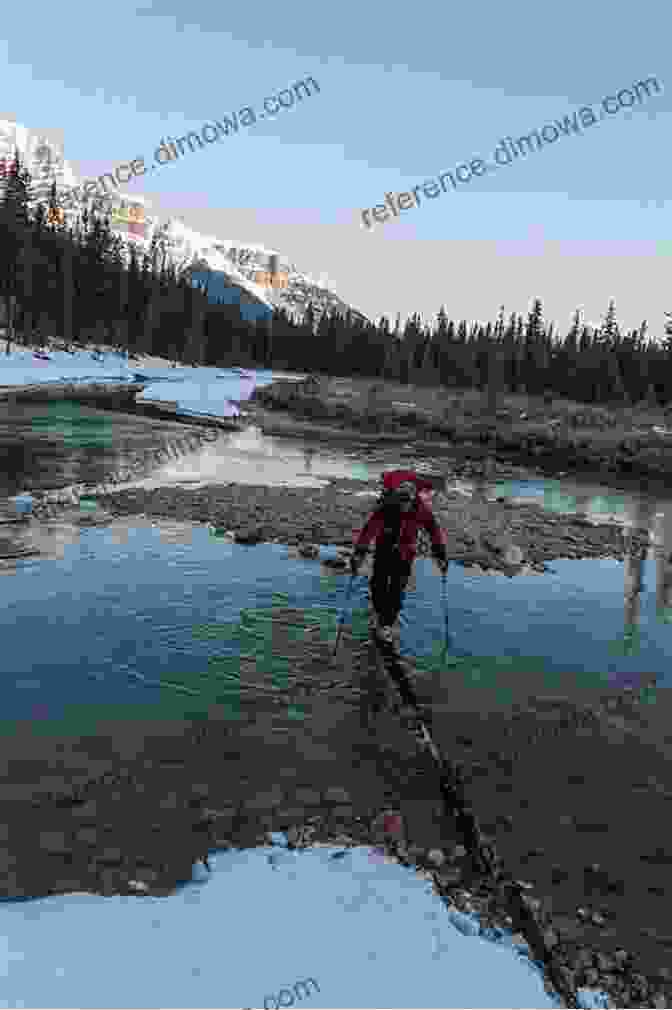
[
  {"x1": 44, "y1": 476, "x2": 649, "y2": 576},
  {"x1": 249, "y1": 374, "x2": 672, "y2": 486}
]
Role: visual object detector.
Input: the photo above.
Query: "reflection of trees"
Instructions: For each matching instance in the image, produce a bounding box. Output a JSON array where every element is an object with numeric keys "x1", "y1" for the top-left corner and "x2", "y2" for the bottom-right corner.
[
  {"x1": 651, "y1": 505, "x2": 672, "y2": 624},
  {"x1": 616, "y1": 498, "x2": 655, "y2": 654}
]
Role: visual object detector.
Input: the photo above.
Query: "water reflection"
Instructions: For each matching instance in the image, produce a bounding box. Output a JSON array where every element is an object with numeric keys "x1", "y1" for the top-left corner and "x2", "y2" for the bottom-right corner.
[
  {"x1": 133, "y1": 427, "x2": 383, "y2": 490},
  {"x1": 457, "y1": 473, "x2": 672, "y2": 659},
  {"x1": 0, "y1": 399, "x2": 217, "y2": 501}
]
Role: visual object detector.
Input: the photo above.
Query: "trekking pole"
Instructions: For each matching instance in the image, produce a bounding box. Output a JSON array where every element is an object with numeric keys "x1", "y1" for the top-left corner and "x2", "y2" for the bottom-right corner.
[
  {"x1": 332, "y1": 572, "x2": 356, "y2": 659},
  {"x1": 441, "y1": 566, "x2": 452, "y2": 659}
]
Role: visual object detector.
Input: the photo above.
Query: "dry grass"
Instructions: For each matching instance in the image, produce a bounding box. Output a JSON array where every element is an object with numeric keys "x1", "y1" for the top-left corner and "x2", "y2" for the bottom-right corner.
[
  {"x1": 273, "y1": 375, "x2": 672, "y2": 444},
  {"x1": 251, "y1": 375, "x2": 672, "y2": 484}
]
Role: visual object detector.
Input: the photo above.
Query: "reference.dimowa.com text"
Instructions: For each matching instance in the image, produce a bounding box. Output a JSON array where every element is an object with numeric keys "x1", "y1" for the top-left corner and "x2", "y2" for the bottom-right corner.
[
  {"x1": 361, "y1": 75, "x2": 662, "y2": 228},
  {"x1": 58, "y1": 75, "x2": 320, "y2": 210}
]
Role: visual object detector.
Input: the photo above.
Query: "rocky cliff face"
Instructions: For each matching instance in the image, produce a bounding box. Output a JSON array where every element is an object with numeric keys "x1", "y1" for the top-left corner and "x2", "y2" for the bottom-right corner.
[{"x1": 156, "y1": 219, "x2": 368, "y2": 327}]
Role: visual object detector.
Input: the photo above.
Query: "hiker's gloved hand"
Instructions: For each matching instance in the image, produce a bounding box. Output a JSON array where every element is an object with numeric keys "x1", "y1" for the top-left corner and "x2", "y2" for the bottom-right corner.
[{"x1": 350, "y1": 552, "x2": 364, "y2": 575}]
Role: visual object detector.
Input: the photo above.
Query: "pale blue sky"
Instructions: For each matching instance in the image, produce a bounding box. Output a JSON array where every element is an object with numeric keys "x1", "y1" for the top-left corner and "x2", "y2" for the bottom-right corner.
[{"x1": 1, "y1": 0, "x2": 670, "y2": 334}]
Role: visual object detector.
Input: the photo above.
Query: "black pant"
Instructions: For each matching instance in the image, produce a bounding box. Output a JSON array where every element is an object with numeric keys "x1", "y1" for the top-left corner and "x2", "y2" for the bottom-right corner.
[{"x1": 370, "y1": 549, "x2": 412, "y2": 627}]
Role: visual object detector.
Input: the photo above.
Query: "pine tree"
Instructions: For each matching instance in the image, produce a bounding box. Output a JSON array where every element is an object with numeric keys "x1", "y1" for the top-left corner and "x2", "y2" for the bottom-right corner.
[
  {"x1": 487, "y1": 306, "x2": 505, "y2": 416},
  {"x1": 46, "y1": 180, "x2": 65, "y2": 230},
  {"x1": 0, "y1": 149, "x2": 33, "y2": 351},
  {"x1": 599, "y1": 299, "x2": 619, "y2": 345}
]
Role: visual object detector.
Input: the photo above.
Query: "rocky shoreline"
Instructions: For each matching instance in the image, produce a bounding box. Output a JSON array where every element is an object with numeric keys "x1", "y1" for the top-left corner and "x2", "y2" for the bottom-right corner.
[{"x1": 25, "y1": 473, "x2": 649, "y2": 578}]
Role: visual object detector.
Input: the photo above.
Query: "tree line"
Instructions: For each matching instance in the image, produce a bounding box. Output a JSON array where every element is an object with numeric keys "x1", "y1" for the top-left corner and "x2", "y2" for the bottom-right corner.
[
  {"x1": 266, "y1": 297, "x2": 672, "y2": 412},
  {"x1": 2, "y1": 148, "x2": 672, "y2": 409},
  {"x1": 0, "y1": 149, "x2": 305, "y2": 367}
]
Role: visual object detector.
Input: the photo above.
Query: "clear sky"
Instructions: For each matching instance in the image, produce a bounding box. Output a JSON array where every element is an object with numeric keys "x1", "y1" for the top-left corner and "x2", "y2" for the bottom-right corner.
[{"x1": 1, "y1": 0, "x2": 670, "y2": 336}]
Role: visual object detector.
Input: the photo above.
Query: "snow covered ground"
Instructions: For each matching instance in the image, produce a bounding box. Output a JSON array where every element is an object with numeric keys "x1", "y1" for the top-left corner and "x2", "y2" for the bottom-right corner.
[
  {"x1": 0, "y1": 837, "x2": 611, "y2": 1010},
  {"x1": 0, "y1": 342, "x2": 138, "y2": 386},
  {"x1": 0, "y1": 340, "x2": 260, "y2": 419}
]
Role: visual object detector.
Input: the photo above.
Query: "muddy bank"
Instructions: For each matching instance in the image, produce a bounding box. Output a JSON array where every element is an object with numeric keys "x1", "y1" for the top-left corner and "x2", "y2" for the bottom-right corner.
[
  {"x1": 250, "y1": 375, "x2": 672, "y2": 486},
  {"x1": 37, "y1": 478, "x2": 651, "y2": 576},
  {"x1": 0, "y1": 400, "x2": 223, "y2": 501},
  {"x1": 0, "y1": 381, "x2": 146, "y2": 407},
  {"x1": 0, "y1": 614, "x2": 670, "y2": 1008}
]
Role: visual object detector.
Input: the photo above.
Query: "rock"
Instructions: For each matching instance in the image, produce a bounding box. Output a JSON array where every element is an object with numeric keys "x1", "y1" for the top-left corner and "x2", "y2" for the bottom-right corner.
[
  {"x1": 235, "y1": 528, "x2": 265, "y2": 545},
  {"x1": 128, "y1": 879, "x2": 150, "y2": 893},
  {"x1": 542, "y1": 926, "x2": 558, "y2": 948},
  {"x1": 277, "y1": 806, "x2": 307, "y2": 823},
  {"x1": 98, "y1": 847, "x2": 123, "y2": 865},
  {"x1": 630, "y1": 973, "x2": 650, "y2": 1000},
  {"x1": 39, "y1": 830, "x2": 70, "y2": 854},
  {"x1": 331, "y1": 804, "x2": 354, "y2": 819},
  {"x1": 503, "y1": 544, "x2": 524, "y2": 566},
  {"x1": 294, "y1": 789, "x2": 321, "y2": 805},
  {"x1": 210, "y1": 806, "x2": 237, "y2": 819},
  {"x1": 97, "y1": 868, "x2": 122, "y2": 894},
  {"x1": 405, "y1": 844, "x2": 426, "y2": 863},
  {"x1": 324, "y1": 786, "x2": 350, "y2": 803},
  {"x1": 71, "y1": 800, "x2": 98, "y2": 818},
  {"x1": 427, "y1": 848, "x2": 446, "y2": 866},
  {"x1": 321, "y1": 555, "x2": 348, "y2": 569},
  {"x1": 245, "y1": 785, "x2": 284, "y2": 810},
  {"x1": 75, "y1": 828, "x2": 98, "y2": 845}
]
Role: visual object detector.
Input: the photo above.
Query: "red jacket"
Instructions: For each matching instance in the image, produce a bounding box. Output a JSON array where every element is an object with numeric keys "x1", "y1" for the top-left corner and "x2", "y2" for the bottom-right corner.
[{"x1": 353, "y1": 498, "x2": 448, "y2": 564}]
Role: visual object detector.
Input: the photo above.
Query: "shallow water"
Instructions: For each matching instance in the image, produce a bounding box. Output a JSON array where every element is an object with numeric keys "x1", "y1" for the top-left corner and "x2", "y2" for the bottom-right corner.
[{"x1": 0, "y1": 523, "x2": 668, "y2": 730}]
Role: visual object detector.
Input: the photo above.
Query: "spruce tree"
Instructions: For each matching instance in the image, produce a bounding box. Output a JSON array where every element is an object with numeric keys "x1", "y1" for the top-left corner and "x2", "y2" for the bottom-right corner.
[{"x1": 0, "y1": 149, "x2": 32, "y2": 352}]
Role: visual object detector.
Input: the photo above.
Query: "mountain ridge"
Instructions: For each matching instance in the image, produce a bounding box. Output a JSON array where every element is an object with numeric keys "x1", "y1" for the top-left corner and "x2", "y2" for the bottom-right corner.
[{"x1": 0, "y1": 118, "x2": 369, "y2": 329}]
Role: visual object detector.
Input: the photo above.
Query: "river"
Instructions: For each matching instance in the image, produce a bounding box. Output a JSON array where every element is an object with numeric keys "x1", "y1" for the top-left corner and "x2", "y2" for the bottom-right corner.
[{"x1": 1, "y1": 365, "x2": 671, "y2": 723}]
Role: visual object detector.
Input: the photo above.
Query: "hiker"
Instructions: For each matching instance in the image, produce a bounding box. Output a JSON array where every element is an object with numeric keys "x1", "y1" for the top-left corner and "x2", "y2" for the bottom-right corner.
[{"x1": 350, "y1": 470, "x2": 449, "y2": 644}]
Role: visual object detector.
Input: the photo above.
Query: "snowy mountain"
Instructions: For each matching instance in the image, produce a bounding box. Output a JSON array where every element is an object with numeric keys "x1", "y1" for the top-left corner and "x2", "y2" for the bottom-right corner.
[
  {"x1": 155, "y1": 218, "x2": 369, "y2": 326},
  {"x1": 0, "y1": 118, "x2": 369, "y2": 328}
]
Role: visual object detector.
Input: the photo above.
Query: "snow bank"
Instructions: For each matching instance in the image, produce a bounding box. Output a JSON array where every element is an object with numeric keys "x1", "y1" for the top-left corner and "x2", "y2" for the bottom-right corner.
[
  {"x1": 0, "y1": 839, "x2": 576, "y2": 1009},
  {"x1": 0, "y1": 346, "x2": 136, "y2": 387},
  {"x1": 0, "y1": 345, "x2": 260, "y2": 421}
]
